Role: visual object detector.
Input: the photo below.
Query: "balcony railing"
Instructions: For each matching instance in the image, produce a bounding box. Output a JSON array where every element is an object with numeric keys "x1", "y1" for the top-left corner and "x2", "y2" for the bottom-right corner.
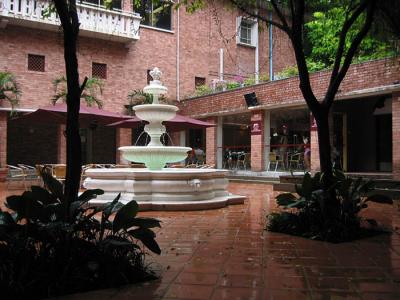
[{"x1": 0, "y1": 0, "x2": 141, "y2": 42}]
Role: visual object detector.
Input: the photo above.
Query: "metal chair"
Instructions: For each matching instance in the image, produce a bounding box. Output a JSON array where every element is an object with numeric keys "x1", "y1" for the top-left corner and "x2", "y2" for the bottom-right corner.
[
  {"x1": 52, "y1": 165, "x2": 66, "y2": 183},
  {"x1": 6, "y1": 164, "x2": 28, "y2": 190},
  {"x1": 267, "y1": 152, "x2": 284, "y2": 171},
  {"x1": 288, "y1": 152, "x2": 304, "y2": 170}
]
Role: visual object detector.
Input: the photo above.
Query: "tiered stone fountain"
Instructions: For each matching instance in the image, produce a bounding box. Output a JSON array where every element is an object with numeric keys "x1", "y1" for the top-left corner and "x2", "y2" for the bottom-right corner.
[{"x1": 84, "y1": 68, "x2": 245, "y2": 210}]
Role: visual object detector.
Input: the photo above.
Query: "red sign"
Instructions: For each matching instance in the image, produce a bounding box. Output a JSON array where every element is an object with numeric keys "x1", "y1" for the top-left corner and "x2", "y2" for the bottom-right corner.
[{"x1": 251, "y1": 120, "x2": 262, "y2": 135}]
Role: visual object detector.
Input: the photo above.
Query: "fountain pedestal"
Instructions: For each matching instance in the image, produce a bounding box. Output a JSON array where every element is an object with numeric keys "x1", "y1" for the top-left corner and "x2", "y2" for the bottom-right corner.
[{"x1": 84, "y1": 168, "x2": 245, "y2": 210}]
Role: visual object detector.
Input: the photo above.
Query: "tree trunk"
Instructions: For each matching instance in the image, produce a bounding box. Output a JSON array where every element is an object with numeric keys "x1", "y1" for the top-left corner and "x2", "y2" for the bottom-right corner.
[
  {"x1": 54, "y1": 0, "x2": 82, "y2": 215},
  {"x1": 314, "y1": 108, "x2": 332, "y2": 176},
  {"x1": 64, "y1": 30, "x2": 82, "y2": 207}
]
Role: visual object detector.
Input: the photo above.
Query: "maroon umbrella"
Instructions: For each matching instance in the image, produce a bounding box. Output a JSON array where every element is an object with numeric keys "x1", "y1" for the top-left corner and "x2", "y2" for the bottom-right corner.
[
  {"x1": 108, "y1": 114, "x2": 215, "y2": 132},
  {"x1": 15, "y1": 103, "x2": 130, "y2": 126}
]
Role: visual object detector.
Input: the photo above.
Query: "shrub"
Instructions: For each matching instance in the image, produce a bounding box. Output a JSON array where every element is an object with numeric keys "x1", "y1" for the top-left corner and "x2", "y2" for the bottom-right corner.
[
  {"x1": 267, "y1": 170, "x2": 393, "y2": 242},
  {"x1": 0, "y1": 171, "x2": 161, "y2": 299},
  {"x1": 194, "y1": 84, "x2": 213, "y2": 96},
  {"x1": 226, "y1": 81, "x2": 241, "y2": 90}
]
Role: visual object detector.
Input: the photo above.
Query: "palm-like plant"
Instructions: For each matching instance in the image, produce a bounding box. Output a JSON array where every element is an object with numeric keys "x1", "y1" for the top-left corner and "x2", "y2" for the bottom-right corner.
[
  {"x1": 0, "y1": 71, "x2": 21, "y2": 109},
  {"x1": 52, "y1": 76, "x2": 104, "y2": 108}
]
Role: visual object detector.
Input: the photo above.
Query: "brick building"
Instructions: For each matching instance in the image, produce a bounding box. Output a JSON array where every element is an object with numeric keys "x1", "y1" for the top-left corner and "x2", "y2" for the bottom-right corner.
[
  {"x1": 177, "y1": 58, "x2": 400, "y2": 179},
  {"x1": 1, "y1": 0, "x2": 398, "y2": 180},
  {"x1": 0, "y1": 0, "x2": 295, "y2": 166}
]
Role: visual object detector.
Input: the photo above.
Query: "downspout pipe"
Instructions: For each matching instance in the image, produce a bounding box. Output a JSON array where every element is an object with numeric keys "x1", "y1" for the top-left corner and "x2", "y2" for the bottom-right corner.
[
  {"x1": 269, "y1": 10, "x2": 273, "y2": 81},
  {"x1": 176, "y1": 3, "x2": 180, "y2": 101}
]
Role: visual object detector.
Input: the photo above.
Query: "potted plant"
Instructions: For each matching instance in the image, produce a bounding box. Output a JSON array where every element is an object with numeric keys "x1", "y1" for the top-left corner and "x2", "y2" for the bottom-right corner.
[
  {"x1": 0, "y1": 71, "x2": 20, "y2": 181},
  {"x1": 52, "y1": 75, "x2": 104, "y2": 108},
  {"x1": 126, "y1": 89, "x2": 152, "y2": 115},
  {"x1": 0, "y1": 71, "x2": 20, "y2": 110}
]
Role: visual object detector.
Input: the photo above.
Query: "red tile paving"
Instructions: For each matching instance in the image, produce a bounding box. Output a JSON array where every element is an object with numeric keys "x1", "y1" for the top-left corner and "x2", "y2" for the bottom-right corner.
[{"x1": 2, "y1": 181, "x2": 400, "y2": 299}]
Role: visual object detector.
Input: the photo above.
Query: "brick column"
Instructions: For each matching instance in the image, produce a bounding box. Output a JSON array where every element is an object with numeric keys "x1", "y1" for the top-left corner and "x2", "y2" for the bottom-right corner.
[
  {"x1": 116, "y1": 128, "x2": 132, "y2": 164},
  {"x1": 0, "y1": 112, "x2": 7, "y2": 167},
  {"x1": 310, "y1": 115, "x2": 320, "y2": 173},
  {"x1": 205, "y1": 117, "x2": 217, "y2": 166},
  {"x1": 57, "y1": 125, "x2": 66, "y2": 164},
  {"x1": 392, "y1": 92, "x2": 400, "y2": 180},
  {"x1": 250, "y1": 110, "x2": 265, "y2": 171}
]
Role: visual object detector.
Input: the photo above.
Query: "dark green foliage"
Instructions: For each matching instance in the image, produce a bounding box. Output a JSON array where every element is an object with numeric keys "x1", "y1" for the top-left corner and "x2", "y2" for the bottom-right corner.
[
  {"x1": 0, "y1": 171, "x2": 161, "y2": 299},
  {"x1": 267, "y1": 170, "x2": 393, "y2": 242}
]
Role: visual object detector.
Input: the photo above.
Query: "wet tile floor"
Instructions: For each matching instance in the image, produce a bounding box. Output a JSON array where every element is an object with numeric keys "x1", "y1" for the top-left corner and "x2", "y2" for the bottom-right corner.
[{"x1": 2, "y1": 181, "x2": 400, "y2": 299}]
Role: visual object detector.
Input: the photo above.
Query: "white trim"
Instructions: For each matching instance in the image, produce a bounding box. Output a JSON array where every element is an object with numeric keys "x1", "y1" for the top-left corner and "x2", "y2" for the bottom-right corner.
[
  {"x1": 0, "y1": 107, "x2": 35, "y2": 112},
  {"x1": 236, "y1": 16, "x2": 257, "y2": 47},
  {"x1": 140, "y1": 24, "x2": 174, "y2": 34}
]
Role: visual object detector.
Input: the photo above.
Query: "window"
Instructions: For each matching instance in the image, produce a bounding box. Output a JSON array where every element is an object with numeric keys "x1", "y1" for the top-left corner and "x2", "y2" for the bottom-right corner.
[
  {"x1": 237, "y1": 17, "x2": 257, "y2": 47},
  {"x1": 137, "y1": 0, "x2": 172, "y2": 30},
  {"x1": 240, "y1": 22, "x2": 252, "y2": 45},
  {"x1": 147, "y1": 69, "x2": 152, "y2": 83},
  {"x1": 80, "y1": 0, "x2": 121, "y2": 10},
  {"x1": 28, "y1": 54, "x2": 45, "y2": 72},
  {"x1": 92, "y1": 62, "x2": 107, "y2": 79},
  {"x1": 195, "y1": 77, "x2": 206, "y2": 87}
]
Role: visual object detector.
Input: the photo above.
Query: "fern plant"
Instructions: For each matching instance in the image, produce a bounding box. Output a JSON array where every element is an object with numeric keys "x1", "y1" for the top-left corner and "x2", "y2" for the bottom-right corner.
[
  {"x1": 0, "y1": 71, "x2": 21, "y2": 110},
  {"x1": 52, "y1": 76, "x2": 104, "y2": 108}
]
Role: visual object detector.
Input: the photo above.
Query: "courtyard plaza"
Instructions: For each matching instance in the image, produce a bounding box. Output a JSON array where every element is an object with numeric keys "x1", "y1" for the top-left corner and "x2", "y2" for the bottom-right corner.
[{"x1": 1, "y1": 181, "x2": 400, "y2": 299}]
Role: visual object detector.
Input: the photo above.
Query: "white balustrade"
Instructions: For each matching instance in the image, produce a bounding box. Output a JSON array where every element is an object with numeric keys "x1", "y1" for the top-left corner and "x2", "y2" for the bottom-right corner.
[{"x1": 0, "y1": 0, "x2": 141, "y2": 41}]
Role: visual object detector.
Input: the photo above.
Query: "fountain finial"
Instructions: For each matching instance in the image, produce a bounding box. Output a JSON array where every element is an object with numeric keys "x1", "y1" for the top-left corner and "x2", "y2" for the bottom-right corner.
[
  {"x1": 150, "y1": 67, "x2": 162, "y2": 82},
  {"x1": 143, "y1": 67, "x2": 168, "y2": 104}
]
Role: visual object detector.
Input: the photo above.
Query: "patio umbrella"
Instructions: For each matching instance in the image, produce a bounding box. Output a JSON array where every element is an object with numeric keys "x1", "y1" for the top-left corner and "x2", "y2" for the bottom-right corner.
[
  {"x1": 15, "y1": 103, "x2": 130, "y2": 127},
  {"x1": 108, "y1": 114, "x2": 215, "y2": 132}
]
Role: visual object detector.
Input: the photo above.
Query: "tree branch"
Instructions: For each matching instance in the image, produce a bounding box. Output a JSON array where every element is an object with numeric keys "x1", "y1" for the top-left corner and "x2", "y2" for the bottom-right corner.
[
  {"x1": 290, "y1": 0, "x2": 320, "y2": 112},
  {"x1": 325, "y1": 0, "x2": 376, "y2": 106},
  {"x1": 229, "y1": 0, "x2": 290, "y2": 34},
  {"x1": 330, "y1": 0, "x2": 369, "y2": 88},
  {"x1": 270, "y1": 0, "x2": 290, "y2": 32}
]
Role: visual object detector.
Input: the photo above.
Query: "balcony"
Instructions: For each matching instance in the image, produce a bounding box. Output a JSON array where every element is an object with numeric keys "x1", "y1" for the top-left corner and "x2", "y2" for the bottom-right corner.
[{"x1": 0, "y1": 0, "x2": 141, "y2": 43}]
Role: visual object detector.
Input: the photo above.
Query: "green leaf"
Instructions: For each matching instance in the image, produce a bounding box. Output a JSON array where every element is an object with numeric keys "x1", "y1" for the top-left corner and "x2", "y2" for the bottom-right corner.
[
  {"x1": 129, "y1": 228, "x2": 161, "y2": 254},
  {"x1": 113, "y1": 200, "x2": 139, "y2": 233},
  {"x1": 302, "y1": 173, "x2": 313, "y2": 198},
  {"x1": 5, "y1": 195, "x2": 25, "y2": 212},
  {"x1": 78, "y1": 189, "x2": 104, "y2": 203},
  {"x1": 276, "y1": 193, "x2": 297, "y2": 206},
  {"x1": 0, "y1": 211, "x2": 16, "y2": 226},
  {"x1": 102, "y1": 193, "x2": 122, "y2": 222},
  {"x1": 286, "y1": 199, "x2": 306, "y2": 209},
  {"x1": 124, "y1": 217, "x2": 162, "y2": 230},
  {"x1": 41, "y1": 171, "x2": 64, "y2": 200},
  {"x1": 101, "y1": 236, "x2": 139, "y2": 249},
  {"x1": 31, "y1": 185, "x2": 58, "y2": 205}
]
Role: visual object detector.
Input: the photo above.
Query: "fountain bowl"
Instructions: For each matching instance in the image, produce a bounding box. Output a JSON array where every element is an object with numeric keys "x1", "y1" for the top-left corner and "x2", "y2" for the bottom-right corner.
[
  {"x1": 119, "y1": 145, "x2": 192, "y2": 170},
  {"x1": 134, "y1": 104, "x2": 178, "y2": 122}
]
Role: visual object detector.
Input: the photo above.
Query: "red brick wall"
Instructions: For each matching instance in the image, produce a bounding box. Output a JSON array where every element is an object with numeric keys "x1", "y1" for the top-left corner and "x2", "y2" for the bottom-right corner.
[
  {"x1": 178, "y1": 58, "x2": 400, "y2": 117},
  {"x1": 393, "y1": 92, "x2": 400, "y2": 180},
  {"x1": 250, "y1": 110, "x2": 265, "y2": 171},
  {"x1": 0, "y1": 2, "x2": 294, "y2": 111},
  {"x1": 116, "y1": 128, "x2": 132, "y2": 164},
  {"x1": 205, "y1": 117, "x2": 217, "y2": 165},
  {"x1": 0, "y1": 112, "x2": 7, "y2": 166}
]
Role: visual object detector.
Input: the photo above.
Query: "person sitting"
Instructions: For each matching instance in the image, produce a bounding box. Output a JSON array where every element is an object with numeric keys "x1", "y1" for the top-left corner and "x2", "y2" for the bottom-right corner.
[{"x1": 194, "y1": 146, "x2": 205, "y2": 165}]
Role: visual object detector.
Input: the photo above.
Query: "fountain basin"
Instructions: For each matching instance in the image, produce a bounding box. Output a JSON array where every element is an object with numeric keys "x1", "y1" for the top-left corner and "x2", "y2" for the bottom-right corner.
[
  {"x1": 134, "y1": 104, "x2": 178, "y2": 122},
  {"x1": 83, "y1": 168, "x2": 246, "y2": 210},
  {"x1": 119, "y1": 146, "x2": 192, "y2": 170}
]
